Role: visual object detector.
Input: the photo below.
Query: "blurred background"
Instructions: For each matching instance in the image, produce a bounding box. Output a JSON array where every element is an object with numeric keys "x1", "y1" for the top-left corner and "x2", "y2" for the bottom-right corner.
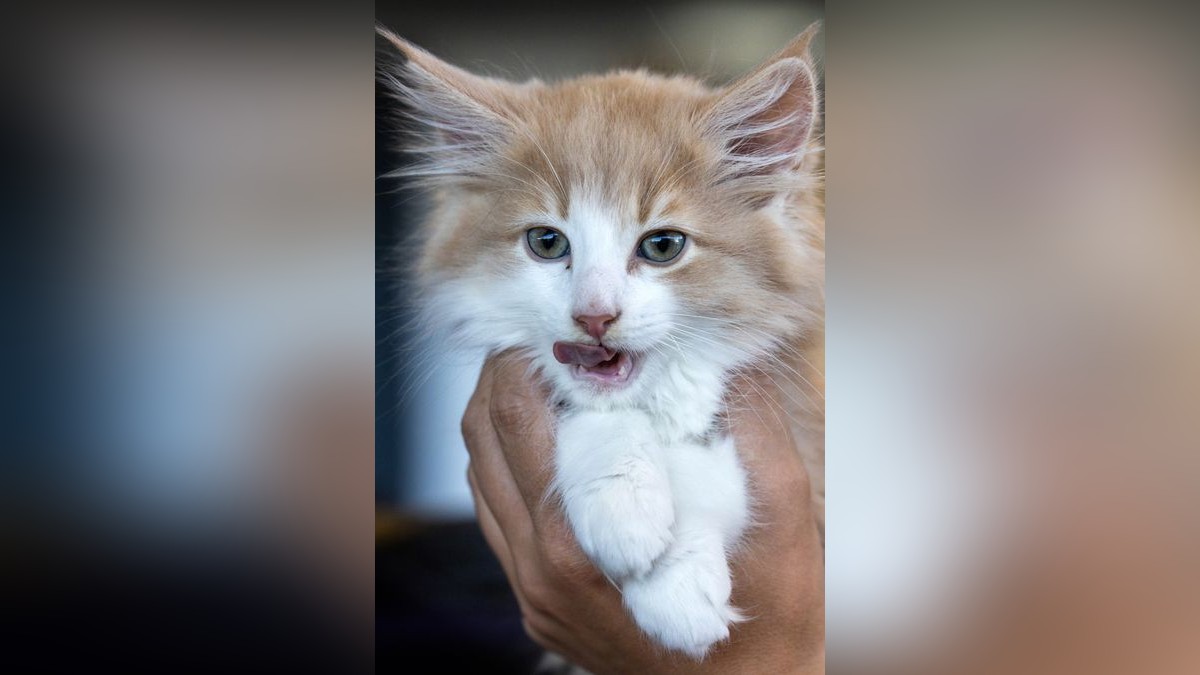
[
  {"x1": 824, "y1": 5, "x2": 1200, "y2": 674},
  {"x1": 1, "y1": 1, "x2": 1196, "y2": 673},
  {"x1": 3, "y1": 5, "x2": 373, "y2": 672},
  {"x1": 374, "y1": 2, "x2": 823, "y2": 670}
]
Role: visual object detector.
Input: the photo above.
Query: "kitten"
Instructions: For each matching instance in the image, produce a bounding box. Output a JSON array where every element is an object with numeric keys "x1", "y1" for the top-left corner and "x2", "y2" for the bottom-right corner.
[{"x1": 378, "y1": 24, "x2": 824, "y2": 658}]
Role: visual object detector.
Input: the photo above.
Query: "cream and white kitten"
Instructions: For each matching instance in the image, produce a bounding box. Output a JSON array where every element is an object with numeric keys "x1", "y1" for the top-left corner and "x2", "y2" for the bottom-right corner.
[{"x1": 379, "y1": 25, "x2": 824, "y2": 658}]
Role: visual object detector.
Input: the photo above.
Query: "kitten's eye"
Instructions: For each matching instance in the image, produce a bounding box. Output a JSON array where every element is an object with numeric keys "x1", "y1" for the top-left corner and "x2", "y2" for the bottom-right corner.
[
  {"x1": 638, "y1": 230, "x2": 686, "y2": 263},
  {"x1": 526, "y1": 227, "x2": 570, "y2": 260}
]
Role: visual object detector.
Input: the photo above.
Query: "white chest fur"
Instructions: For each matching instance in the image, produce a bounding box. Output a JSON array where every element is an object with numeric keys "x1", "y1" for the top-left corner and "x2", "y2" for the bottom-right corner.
[{"x1": 550, "y1": 364, "x2": 751, "y2": 658}]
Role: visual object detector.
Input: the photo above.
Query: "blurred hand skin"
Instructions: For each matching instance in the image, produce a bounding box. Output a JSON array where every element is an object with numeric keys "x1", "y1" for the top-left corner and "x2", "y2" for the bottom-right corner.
[{"x1": 462, "y1": 352, "x2": 824, "y2": 674}]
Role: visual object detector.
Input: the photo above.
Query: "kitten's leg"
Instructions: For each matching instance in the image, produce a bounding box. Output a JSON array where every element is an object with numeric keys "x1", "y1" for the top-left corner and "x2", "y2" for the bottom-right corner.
[
  {"x1": 622, "y1": 434, "x2": 751, "y2": 659},
  {"x1": 555, "y1": 410, "x2": 675, "y2": 580}
]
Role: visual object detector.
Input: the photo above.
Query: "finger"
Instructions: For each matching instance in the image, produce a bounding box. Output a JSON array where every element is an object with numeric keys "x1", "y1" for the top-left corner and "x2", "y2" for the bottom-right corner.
[
  {"x1": 462, "y1": 358, "x2": 538, "y2": 550},
  {"x1": 725, "y1": 369, "x2": 824, "y2": 604},
  {"x1": 470, "y1": 466, "x2": 569, "y2": 637},
  {"x1": 727, "y1": 368, "x2": 810, "y2": 497},
  {"x1": 728, "y1": 368, "x2": 797, "y2": 454},
  {"x1": 467, "y1": 464, "x2": 518, "y2": 584},
  {"x1": 725, "y1": 368, "x2": 822, "y2": 562},
  {"x1": 521, "y1": 616, "x2": 581, "y2": 664},
  {"x1": 484, "y1": 352, "x2": 559, "y2": 520},
  {"x1": 471, "y1": 465, "x2": 589, "y2": 654}
]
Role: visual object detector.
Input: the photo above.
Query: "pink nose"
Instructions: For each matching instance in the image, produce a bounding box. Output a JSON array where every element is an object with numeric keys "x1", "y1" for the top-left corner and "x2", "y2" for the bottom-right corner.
[{"x1": 575, "y1": 313, "x2": 619, "y2": 340}]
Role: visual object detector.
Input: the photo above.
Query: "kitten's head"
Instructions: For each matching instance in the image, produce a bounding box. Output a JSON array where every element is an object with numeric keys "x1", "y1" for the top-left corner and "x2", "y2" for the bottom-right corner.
[{"x1": 379, "y1": 26, "x2": 823, "y2": 408}]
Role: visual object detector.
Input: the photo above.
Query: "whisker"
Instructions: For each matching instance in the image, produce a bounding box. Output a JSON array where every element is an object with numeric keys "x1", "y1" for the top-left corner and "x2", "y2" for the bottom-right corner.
[{"x1": 667, "y1": 323, "x2": 823, "y2": 412}]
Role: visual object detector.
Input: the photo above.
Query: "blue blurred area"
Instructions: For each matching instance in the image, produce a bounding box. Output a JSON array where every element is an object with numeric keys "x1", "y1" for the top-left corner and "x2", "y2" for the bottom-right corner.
[{"x1": 2, "y1": 8, "x2": 374, "y2": 670}]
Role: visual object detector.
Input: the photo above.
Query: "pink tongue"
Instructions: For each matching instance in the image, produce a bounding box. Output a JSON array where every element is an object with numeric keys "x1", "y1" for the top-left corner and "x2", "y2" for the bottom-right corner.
[{"x1": 553, "y1": 341, "x2": 616, "y2": 368}]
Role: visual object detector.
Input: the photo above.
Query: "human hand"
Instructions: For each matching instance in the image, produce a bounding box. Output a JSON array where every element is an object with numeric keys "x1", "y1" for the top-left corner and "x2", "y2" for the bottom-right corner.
[{"x1": 462, "y1": 352, "x2": 824, "y2": 674}]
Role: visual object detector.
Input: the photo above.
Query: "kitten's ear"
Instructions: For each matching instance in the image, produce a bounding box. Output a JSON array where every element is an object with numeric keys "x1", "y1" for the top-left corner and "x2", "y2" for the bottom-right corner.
[
  {"x1": 376, "y1": 26, "x2": 515, "y2": 181},
  {"x1": 704, "y1": 23, "x2": 820, "y2": 185}
]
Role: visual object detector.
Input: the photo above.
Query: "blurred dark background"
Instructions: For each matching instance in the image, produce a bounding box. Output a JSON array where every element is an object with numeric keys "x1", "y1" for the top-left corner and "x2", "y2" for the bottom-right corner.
[
  {"x1": 3, "y1": 1, "x2": 1197, "y2": 673},
  {"x1": 5, "y1": 1, "x2": 1197, "y2": 673},
  {"x1": 2, "y1": 6, "x2": 374, "y2": 673},
  {"x1": 375, "y1": 2, "x2": 823, "y2": 671}
]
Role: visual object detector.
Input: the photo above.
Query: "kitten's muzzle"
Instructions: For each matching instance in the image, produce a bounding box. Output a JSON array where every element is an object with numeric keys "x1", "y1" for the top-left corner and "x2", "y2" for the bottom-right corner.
[
  {"x1": 552, "y1": 342, "x2": 616, "y2": 367},
  {"x1": 552, "y1": 341, "x2": 639, "y2": 388}
]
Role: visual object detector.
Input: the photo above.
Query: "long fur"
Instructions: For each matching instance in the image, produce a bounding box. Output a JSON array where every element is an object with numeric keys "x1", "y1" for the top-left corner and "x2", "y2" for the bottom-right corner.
[{"x1": 378, "y1": 23, "x2": 825, "y2": 658}]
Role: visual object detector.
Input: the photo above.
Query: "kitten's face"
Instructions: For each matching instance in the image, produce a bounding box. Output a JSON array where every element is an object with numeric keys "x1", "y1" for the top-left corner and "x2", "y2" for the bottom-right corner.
[{"x1": 381, "y1": 31, "x2": 823, "y2": 407}]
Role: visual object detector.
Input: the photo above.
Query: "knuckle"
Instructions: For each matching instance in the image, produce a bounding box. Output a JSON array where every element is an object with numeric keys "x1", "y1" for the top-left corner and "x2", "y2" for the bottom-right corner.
[
  {"x1": 520, "y1": 617, "x2": 552, "y2": 649},
  {"x1": 515, "y1": 547, "x2": 584, "y2": 616},
  {"x1": 488, "y1": 397, "x2": 528, "y2": 434},
  {"x1": 460, "y1": 403, "x2": 487, "y2": 446},
  {"x1": 518, "y1": 575, "x2": 556, "y2": 615},
  {"x1": 539, "y1": 539, "x2": 579, "y2": 575},
  {"x1": 537, "y1": 535, "x2": 593, "y2": 584},
  {"x1": 459, "y1": 413, "x2": 473, "y2": 445}
]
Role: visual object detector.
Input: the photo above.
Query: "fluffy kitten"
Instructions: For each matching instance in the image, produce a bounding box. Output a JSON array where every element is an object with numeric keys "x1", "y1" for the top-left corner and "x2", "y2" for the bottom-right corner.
[{"x1": 378, "y1": 25, "x2": 824, "y2": 658}]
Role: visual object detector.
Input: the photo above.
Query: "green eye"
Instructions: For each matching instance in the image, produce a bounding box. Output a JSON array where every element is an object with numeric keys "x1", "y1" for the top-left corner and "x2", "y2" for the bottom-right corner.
[
  {"x1": 638, "y1": 230, "x2": 686, "y2": 263},
  {"x1": 526, "y1": 227, "x2": 570, "y2": 260}
]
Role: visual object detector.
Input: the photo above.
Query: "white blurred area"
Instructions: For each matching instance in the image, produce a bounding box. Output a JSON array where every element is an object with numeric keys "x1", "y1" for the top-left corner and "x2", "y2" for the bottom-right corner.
[
  {"x1": 827, "y1": 5, "x2": 1200, "y2": 673},
  {"x1": 396, "y1": 353, "x2": 483, "y2": 518},
  {"x1": 826, "y1": 304, "x2": 1011, "y2": 661},
  {"x1": 58, "y1": 25, "x2": 373, "y2": 531}
]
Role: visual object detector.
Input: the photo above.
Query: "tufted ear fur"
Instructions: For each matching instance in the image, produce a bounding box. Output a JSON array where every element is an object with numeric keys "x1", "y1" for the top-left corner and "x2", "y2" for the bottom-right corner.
[
  {"x1": 376, "y1": 26, "x2": 517, "y2": 183},
  {"x1": 704, "y1": 24, "x2": 820, "y2": 191}
]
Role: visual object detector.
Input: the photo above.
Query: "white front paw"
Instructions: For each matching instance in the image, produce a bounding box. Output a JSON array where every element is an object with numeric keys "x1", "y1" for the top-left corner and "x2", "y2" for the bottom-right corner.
[
  {"x1": 564, "y1": 459, "x2": 675, "y2": 580},
  {"x1": 622, "y1": 548, "x2": 742, "y2": 659}
]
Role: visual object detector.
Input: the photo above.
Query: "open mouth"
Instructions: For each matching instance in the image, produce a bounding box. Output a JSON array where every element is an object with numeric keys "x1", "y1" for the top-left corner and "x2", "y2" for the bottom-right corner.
[{"x1": 552, "y1": 341, "x2": 639, "y2": 388}]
